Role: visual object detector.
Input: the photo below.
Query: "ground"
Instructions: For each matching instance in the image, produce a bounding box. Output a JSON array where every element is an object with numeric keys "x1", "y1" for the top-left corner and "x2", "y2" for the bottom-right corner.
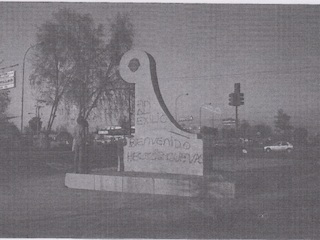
[{"x1": 0, "y1": 149, "x2": 320, "y2": 238}]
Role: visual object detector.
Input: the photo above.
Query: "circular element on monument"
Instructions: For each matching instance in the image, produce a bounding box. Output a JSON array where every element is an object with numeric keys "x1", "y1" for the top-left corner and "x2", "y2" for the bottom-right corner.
[{"x1": 128, "y1": 58, "x2": 140, "y2": 72}]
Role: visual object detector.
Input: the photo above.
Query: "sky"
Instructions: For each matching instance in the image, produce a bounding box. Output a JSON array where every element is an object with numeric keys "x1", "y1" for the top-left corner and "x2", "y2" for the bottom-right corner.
[{"x1": 0, "y1": 2, "x2": 320, "y2": 133}]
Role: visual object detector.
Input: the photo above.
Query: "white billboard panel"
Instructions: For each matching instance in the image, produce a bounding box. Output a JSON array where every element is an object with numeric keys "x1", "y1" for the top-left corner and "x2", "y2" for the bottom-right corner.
[{"x1": 0, "y1": 71, "x2": 15, "y2": 90}]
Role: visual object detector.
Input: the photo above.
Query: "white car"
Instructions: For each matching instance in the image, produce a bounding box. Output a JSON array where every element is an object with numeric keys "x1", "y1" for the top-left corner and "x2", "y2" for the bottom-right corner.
[{"x1": 264, "y1": 141, "x2": 293, "y2": 153}]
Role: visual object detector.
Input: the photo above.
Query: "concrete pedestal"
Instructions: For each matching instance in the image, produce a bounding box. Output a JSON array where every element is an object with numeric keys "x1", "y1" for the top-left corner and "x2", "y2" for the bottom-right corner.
[{"x1": 65, "y1": 171, "x2": 235, "y2": 198}]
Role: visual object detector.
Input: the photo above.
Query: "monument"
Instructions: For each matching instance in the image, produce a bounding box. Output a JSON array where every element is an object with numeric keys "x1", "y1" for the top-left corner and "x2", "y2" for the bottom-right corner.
[
  {"x1": 65, "y1": 50, "x2": 234, "y2": 198},
  {"x1": 120, "y1": 50, "x2": 203, "y2": 176}
]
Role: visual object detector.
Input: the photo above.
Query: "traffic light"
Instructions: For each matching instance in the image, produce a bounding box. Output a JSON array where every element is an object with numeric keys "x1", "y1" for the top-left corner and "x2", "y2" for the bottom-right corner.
[
  {"x1": 229, "y1": 93, "x2": 235, "y2": 106},
  {"x1": 234, "y1": 83, "x2": 241, "y2": 93},
  {"x1": 229, "y1": 83, "x2": 244, "y2": 106},
  {"x1": 239, "y1": 93, "x2": 244, "y2": 105}
]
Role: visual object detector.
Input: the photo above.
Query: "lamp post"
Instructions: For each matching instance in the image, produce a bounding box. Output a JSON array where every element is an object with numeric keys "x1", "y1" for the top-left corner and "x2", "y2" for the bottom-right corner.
[
  {"x1": 199, "y1": 103, "x2": 212, "y2": 130},
  {"x1": 175, "y1": 93, "x2": 188, "y2": 120},
  {"x1": 21, "y1": 45, "x2": 34, "y2": 133},
  {"x1": 21, "y1": 43, "x2": 42, "y2": 133}
]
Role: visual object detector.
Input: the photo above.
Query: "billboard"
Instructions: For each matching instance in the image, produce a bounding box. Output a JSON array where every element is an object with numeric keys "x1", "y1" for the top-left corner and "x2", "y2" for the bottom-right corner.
[{"x1": 0, "y1": 71, "x2": 15, "y2": 90}]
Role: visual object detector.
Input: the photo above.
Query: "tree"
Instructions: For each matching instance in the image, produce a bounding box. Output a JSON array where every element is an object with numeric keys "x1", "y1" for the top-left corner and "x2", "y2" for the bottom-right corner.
[
  {"x1": 30, "y1": 8, "x2": 105, "y2": 133},
  {"x1": 274, "y1": 109, "x2": 293, "y2": 140},
  {"x1": 28, "y1": 116, "x2": 42, "y2": 134},
  {"x1": 81, "y1": 13, "x2": 134, "y2": 121},
  {"x1": 252, "y1": 124, "x2": 272, "y2": 138},
  {"x1": 0, "y1": 121, "x2": 20, "y2": 136},
  {"x1": 31, "y1": 9, "x2": 134, "y2": 131},
  {"x1": 0, "y1": 121, "x2": 20, "y2": 150},
  {"x1": 60, "y1": 11, "x2": 134, "y2": 123},
  {"x1": 293, "y1": 127, "x2": 308, "y2": 145},
  {"x1": 239, "y1": 120, "x2": 251, "y2": 138},
  {"x1": 0, "y1": 90, "x2": 10, "y2": 120},
  {"x1": 274, "y1": 109, "x2": 292, "y2": 132}
]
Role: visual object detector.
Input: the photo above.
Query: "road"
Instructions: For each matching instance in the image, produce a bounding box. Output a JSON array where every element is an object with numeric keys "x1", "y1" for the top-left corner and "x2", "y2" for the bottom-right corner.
[{"x1": 0, "y1": 150, "x2": 320, "y2": 238}]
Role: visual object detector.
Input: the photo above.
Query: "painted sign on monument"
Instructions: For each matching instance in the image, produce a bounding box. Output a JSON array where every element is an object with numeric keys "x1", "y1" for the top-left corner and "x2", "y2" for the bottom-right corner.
[{"x1": 120, "y1": 50, "x2": 203, "y2": 176}]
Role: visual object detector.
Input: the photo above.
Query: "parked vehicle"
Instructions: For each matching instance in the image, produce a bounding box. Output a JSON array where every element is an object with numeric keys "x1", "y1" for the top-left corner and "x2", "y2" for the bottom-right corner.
[{"x1": 264, "y1": 141, "x2": 293, "y2": 153}]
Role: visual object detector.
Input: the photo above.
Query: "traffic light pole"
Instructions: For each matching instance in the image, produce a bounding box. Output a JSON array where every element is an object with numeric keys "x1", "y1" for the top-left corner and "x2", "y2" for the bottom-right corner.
[
  {"x1": 235, "y1": 105, "x2": 239, "y2": 161},
  {"x1": 235, "y1": 105, "x2": 238, "y2": 136},
  {"x1": 228, "y1": 83, "x2": 244, "y2": 160}
]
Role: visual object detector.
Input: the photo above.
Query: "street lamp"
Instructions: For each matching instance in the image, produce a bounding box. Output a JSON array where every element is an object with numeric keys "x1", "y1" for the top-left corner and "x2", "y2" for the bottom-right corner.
[
  {"x1": 199, "y1": 103, "x2": 212, "y2": 130},
  {"x1": 21, "y1": 43, "x2": 42, "y2": 133},
  {"x1": 175, "y1": 93, "x2": 189, "y2": 120}
]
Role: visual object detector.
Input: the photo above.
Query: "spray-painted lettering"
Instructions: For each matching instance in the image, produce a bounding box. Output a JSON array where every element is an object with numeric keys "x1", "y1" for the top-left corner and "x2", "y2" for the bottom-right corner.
[
  {"x1": 137, "y1": 100, "x2": 151, "y2": 115},
  {"x1": 136, "y1": 112, "x2": 167, "y2": 125},
  {"x1": 128, "y1": 136, "x2": 191, "y2": 150},
  {"x1": 127, "y1": 150, "x2": 203, "y2": 164}
]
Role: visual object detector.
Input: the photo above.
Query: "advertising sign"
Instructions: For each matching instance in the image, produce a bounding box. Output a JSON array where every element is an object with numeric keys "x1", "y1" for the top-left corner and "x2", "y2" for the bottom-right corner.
[
  {"x1": 222, "y1": 118, "x2": 236, "y2": 126},
  {"x1": 178, "y1": 116, "x2": 193, "y2": 122},
  {"x1": 0, "y1": 71, "x2": 15, "y2": 90}
]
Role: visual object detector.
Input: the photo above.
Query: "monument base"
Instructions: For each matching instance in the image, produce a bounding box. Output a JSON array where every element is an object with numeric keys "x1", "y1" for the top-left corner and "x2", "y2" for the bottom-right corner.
[{"x1": 65, "y1": 171, "x2": 235, "y2": 198}]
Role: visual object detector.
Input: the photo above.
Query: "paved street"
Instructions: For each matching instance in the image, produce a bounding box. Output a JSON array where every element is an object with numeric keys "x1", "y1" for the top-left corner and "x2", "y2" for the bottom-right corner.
[
  {"x1": 1, "y1": 151, "x2": 320, "y2": 238},
  {"x1": 0, "y1": 154, "x2": 189, "y2": 238}
]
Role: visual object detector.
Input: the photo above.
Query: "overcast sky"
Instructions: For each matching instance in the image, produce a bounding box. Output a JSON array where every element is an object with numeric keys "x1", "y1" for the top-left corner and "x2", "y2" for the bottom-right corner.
[{"x1": 0, "y1": 2, "x2": 320, "y2": 132}]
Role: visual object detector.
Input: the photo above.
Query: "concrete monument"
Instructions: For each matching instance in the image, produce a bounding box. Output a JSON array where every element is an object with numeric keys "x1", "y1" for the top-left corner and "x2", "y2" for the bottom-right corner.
[{"x1": 120, "y1": 50, "x2": 203, "y2": 176}]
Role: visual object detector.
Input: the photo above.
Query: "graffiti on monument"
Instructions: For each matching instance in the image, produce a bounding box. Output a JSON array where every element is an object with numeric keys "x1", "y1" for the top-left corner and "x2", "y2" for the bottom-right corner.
[
  {"x1": 126, "y1": 135, "x2": 203, "y2": 167},
  {"x1": 136, "y1": 99, "x2": 168, "y2": 126},
  {"x1": 128, "y1": 136, "x2": 191, "y2": 150},
  {"x1": 127, "y1": 149, "x2": 203, "y2": 164},
  {"x1": 136, "y1": 100, "x2": 151, "y2": 115}
]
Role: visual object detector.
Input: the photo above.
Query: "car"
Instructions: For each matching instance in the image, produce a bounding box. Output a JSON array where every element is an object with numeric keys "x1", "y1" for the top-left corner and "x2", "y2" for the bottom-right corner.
[{"x1": 264, "y1": 141, "x2": 293, "y2": 153}]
